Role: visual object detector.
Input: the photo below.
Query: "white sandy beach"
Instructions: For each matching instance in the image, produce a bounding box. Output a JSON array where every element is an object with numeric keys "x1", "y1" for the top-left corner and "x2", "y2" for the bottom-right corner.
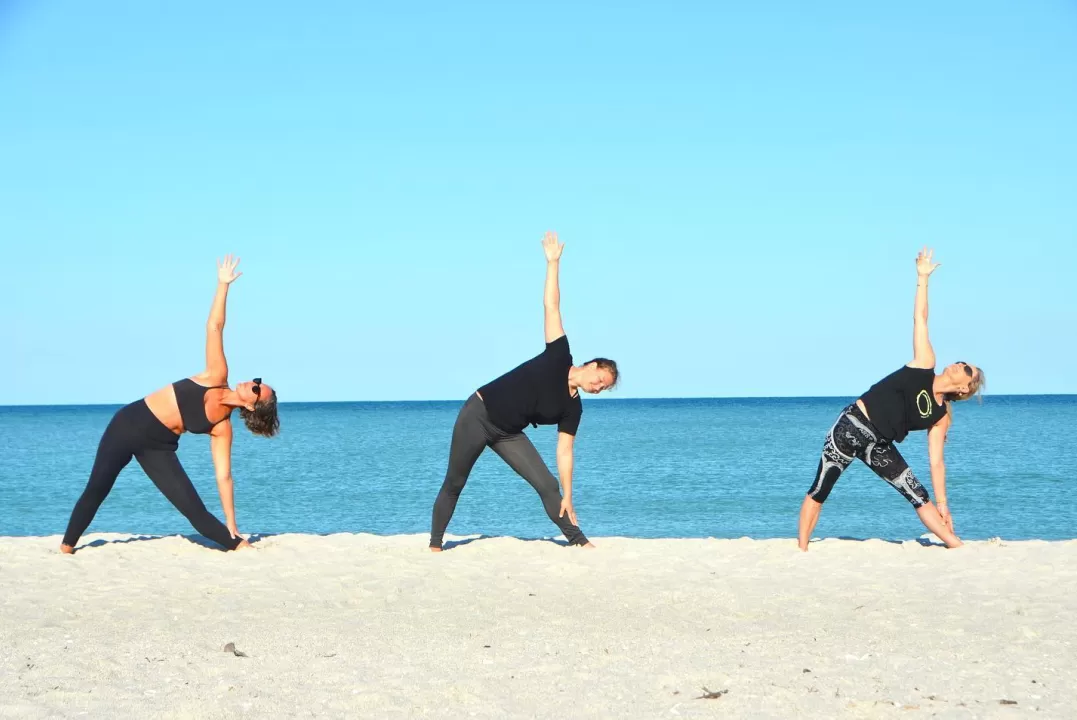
[{"x1": 1, "y1": 534, "x2": 1074, "y2": 719}]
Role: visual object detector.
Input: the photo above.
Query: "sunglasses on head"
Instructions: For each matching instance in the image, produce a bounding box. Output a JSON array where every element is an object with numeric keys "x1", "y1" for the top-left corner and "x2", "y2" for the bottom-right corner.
[
  {"x1": 956, "y1": 363, "x2": 973, "y2": 377},
  {"x1": 252, "y1": 378, "x2": 262, "y2": 396}
]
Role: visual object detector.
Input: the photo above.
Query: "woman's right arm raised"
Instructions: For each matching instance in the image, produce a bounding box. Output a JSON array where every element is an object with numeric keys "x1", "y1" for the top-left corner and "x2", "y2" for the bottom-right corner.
[
  {"x1": 542, "y1": 231, "x2": 566, "y2": 343},
  {"x1": 910, "y1": 247, "x2": 939, "y2": 369},
  {"x1": 203, "y1": 255, "x2": 242, "y2": 384}
]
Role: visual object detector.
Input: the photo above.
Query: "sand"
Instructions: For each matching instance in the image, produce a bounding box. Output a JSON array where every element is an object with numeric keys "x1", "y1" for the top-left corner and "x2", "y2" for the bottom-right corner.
[{"x1": 1, "y1": 533, "x2": 1074, "y2": 719}]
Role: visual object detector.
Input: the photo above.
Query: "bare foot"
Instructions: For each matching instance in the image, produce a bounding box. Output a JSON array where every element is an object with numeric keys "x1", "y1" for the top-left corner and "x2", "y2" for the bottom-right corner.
[
  {"x1": 234, "y1": 539, "x2": 253, "y2": 551},
  {"x1": 430, "y1": 547, "x2": 442, "y2": 553},
  {"x1": 59, "y1": 544, "x2": 75, "y2": 555}
]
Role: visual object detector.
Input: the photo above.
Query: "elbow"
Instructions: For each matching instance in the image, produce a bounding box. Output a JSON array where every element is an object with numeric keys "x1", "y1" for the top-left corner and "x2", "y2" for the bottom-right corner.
[{"x1": 930, "y1": 460, "x2": 945, "y2": 475}]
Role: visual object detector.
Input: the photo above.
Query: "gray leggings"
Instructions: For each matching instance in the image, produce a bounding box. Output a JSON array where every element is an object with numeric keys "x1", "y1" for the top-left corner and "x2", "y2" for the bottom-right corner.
[{"x1": 429, "y1": 394, "x2": 588, "y2": 549}]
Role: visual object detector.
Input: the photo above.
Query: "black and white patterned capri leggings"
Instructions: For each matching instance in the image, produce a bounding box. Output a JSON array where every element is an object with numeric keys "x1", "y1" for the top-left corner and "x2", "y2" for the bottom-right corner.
[{"x1": 807, "y1": 403, "x2": 930, "y2": 508}]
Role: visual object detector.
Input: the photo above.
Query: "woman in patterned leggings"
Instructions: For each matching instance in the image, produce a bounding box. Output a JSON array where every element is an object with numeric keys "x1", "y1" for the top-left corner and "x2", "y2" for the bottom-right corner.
[{"x1": 797, "y1": 248, "x2": 985, "y2": 551}]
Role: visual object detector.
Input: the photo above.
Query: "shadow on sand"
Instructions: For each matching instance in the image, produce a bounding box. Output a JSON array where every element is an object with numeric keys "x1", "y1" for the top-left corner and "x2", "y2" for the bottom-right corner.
[
  {"x1": 441, "y1": 535, "x2": 570, "y2": 551},
  {"x1": 75, "y1": 532, "x2": 272, "y2": 552},
  {"x1": 823, "y1": 535, "x2": 941, "y2": 547}
]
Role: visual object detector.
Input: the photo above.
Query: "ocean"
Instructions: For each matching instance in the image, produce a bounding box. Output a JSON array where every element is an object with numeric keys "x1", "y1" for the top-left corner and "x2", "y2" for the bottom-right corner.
[{"x1": 1, "y1": 396, "x2": 1074, "y2": 543}]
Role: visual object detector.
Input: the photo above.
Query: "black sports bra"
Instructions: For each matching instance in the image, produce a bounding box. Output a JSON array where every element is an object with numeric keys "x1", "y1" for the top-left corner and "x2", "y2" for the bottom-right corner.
[{"x1": 172, "y1": 378, "x2": 227, "y2": 434}]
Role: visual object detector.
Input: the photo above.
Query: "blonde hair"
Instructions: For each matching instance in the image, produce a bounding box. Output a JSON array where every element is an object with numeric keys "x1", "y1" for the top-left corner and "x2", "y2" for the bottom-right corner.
[{"x1": 944, "y1": 366, "x2": 986, "y2": 418}]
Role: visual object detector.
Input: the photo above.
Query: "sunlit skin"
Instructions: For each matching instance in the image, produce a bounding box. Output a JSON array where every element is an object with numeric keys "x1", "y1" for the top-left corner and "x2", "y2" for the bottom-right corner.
[
  {"x1": 797, "y1": 248, "x2": 983, "y2": 552},
  {"x1": 60, "y1": 255, "x2": 274, "y2": 554},
  {"x1": 432, "y1": 232, "x2": 614, "y2": 552}
]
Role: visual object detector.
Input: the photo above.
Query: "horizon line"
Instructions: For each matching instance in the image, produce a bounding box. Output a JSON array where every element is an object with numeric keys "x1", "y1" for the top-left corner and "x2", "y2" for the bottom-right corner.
[{"x1": 2, "y1": 392, "x2": 1074, "y2": 410}]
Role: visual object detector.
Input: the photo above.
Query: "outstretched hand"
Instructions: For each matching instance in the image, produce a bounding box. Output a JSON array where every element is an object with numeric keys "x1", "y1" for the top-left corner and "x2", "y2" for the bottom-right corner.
[
  {"x1": 217, "y1": 254, "x2": 242, "y2": 284},
  {"x1": 916, "y1": 247, "x2": 940, "y2": 277},
  {"x1": 542, "y1": 231, "x2": 564, "y2": 262}
]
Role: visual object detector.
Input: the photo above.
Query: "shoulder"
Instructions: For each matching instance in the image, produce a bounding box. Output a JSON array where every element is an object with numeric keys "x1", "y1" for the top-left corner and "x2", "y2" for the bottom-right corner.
[
  {"x1": 544, "y1": 334, "x2": 571, "y2": 360},
  {"x1": 545, "y1": 334, "x2": 569, "y2": 351},
  {"x1": 930, "y1": 408, "x2": 952, "y2": 434},
  {"x1": 210, "y1": 417, "x2": 234, "y2": 439},
  {"x1": 558, "y1": 395, "x2": 583, "y2": 435},
  {"x1": 193, "y1": 369, "x2": 228, "y2": 386},
  {"x1": 904, "y1": 362, "x2": 936, "y2": 372}
]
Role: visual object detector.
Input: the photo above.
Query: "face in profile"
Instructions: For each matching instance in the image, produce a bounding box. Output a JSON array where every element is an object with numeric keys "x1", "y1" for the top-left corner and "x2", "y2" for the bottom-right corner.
[
  {"x1": 237, "y1": 378, "x2": 274, "y2": 409},
  {"x1": 944, "y1": 362, "x2": 982, "y2": 398},
  {"x1": 580, "y1": 363, "x2": 617, "y2": 394},
  {"x1": 237, "y1": 378, "x2": 280, "y2": 438}
]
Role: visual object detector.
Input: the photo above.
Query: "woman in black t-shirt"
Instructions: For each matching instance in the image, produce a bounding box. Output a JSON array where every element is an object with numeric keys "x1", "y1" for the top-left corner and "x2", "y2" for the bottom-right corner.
[
  {"x1": 429, "y1": 232, "x2": 619, "y2": 551},
  {"x1": 797, "y1": 248, "x2": 985, "y2": 551}
]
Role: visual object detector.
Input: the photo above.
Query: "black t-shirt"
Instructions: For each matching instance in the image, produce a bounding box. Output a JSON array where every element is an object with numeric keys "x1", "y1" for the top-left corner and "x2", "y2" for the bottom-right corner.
[
  {"x1": 860, "y1": 365, "x2": 947, "y2": 443},
  {"x1": 478, "y1": 335, "x2": 583, "y2": 436}
]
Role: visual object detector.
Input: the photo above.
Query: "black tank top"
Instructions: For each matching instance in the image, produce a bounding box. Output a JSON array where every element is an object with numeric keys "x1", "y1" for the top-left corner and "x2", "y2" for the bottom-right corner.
[
  {"x1": 860, "y1": 365, "x2": 947, "y2": 443},
  {"x1": 172, "y1": 378, "x2": 226, "y2": 435}
]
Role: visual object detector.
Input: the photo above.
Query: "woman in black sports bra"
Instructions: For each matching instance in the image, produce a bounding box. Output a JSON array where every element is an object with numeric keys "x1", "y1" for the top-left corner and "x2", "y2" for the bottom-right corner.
[
  {"x1": 60, "y1": 255, "x2": 279, "y2": 554},
  {"x1": 797, "y1": 248, "x2": 985, "y2": 551}
]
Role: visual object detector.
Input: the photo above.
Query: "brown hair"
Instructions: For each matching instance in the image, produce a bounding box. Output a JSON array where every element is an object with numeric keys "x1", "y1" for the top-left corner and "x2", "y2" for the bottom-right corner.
[
  {"x1": 240, "y1": 390, "x2": 280, "y2": 437},
  {"x1": 586, "y1": 358, "x2": 620, "y2": 390}
]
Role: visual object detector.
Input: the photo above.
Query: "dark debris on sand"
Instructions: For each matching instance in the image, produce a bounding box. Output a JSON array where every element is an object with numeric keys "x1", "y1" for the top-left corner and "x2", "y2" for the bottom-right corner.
[{"x1": 223, "y1": 642, "x2": 248, "y2": 658}]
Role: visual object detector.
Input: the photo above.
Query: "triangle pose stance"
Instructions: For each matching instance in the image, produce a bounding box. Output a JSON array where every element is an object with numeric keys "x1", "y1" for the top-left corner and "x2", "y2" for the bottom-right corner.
[
  {"x1": 60, "y1": 256, "x2": 280, "y2": 554},
  {"x1": 797, "y1": 248, "x2": 985, "y2": 551},
  {"x1": 429, "y1": 232, "x2": 619, "y2": 551}
]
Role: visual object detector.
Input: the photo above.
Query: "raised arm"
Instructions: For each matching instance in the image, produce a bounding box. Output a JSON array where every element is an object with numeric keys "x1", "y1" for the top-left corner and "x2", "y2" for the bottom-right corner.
[
  {"x1": 202, "y1": 255, "x2": 242, "y2": 384},
  {"x1": 209, "y1": 419, "x2": 240, "y2": 539},
  {"x1": 910, "y1": 247, "x2": 939, "y2": 369},
  {"x1": 542, "y1": 231, "x2": 566, "y2": 343},
  {"x1": 556, "y1": 431, "x2": 578, "y2": 525}
]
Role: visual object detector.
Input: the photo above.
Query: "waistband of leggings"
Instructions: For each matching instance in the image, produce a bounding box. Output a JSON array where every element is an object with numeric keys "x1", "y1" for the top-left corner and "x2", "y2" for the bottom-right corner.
[
  {"x1": 119, "y1": 399, "x2": 181, "y2": 448},
  {"x1": 845, "y1": 401, "x2": 877, "y2": 432},
  {"x1": 469, "y1": 392, "x2": 518, "y2": 439}
]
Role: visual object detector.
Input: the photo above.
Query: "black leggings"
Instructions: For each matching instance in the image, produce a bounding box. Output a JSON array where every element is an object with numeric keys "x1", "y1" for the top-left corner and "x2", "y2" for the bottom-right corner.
[
  {"x1": 808, "y1": 403, "x2": 930, "y2": 508},
  {"x1": 62, "y1": 400, "x2": 242, "y2": 550},
  {"x1": 430, "y1": 394, "x2": 589, "y2": 549}
]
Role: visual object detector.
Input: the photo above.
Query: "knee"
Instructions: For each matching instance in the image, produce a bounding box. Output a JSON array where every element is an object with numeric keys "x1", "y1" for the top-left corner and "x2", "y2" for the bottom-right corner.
[
  {"x1": 79, "y1": 486, "x2": 108, "y2": 503},
  {"x1": 808, "y1": 467, "x2": 840, "y2": 504},
  {"x1": 77, "y1": 484, "x2": 112, "y2": 506},
  {"x1": 537, "y1": 484, "x2": 565, "y2": 517},
  {"x1": 531, "y1": 474, "x2": 561, "y2": 502},
  {"x1": 440, "y1": 475, "x2": 467, "y2": 498},
  {"x1": 176, "y1": 498, "x2": 212, "y2": 524}
]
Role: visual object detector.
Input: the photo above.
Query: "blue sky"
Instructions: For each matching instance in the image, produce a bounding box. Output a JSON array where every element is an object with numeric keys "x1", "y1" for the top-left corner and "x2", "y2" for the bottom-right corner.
[{"x1": 1, "y1": 1, "x2": 1075, "y2": 405}]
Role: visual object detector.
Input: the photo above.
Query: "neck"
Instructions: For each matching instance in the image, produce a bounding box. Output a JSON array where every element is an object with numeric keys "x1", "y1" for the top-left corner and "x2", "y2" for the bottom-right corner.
[
  {"x1": 219, "y1": 388, "x2": 243, "y2": 407},
  {"x1": 932, "y1": 375, "x2": 961, "y2": 397},
  {"x1": 567, "y1": 366, "x2": 581, "y2": 393}
]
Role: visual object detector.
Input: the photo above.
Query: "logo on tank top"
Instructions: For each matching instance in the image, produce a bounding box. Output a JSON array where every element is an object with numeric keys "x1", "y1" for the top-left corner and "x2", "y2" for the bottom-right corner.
[{"x1": 915, "y1": 390, "x2": 933, "y2": 418}]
